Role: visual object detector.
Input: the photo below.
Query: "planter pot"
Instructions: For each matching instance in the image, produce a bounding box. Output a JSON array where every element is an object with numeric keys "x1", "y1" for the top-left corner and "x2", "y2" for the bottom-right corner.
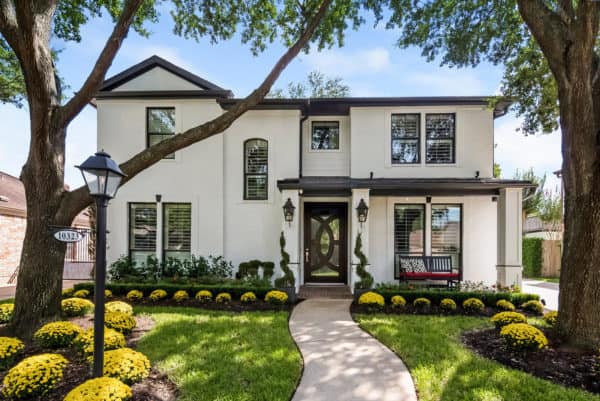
[
  {"x1": 354, "y1": 288, "x2": 370, "y2": 302},
  {"x1": 277, "y1": 287, "x2": 297, "y2": 304}
]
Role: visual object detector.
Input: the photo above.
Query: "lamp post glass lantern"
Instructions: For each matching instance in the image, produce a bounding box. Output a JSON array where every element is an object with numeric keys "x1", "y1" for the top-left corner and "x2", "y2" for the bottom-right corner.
[
  {"x1": 356, "y1": 198, "x2": 368, "y2": 224},
  {"x1": 283, "y1": 198, "x2": 295, "y2": 223},
  {"x1": 75, "y1": 151, "x2": 125, "y2": 378}
]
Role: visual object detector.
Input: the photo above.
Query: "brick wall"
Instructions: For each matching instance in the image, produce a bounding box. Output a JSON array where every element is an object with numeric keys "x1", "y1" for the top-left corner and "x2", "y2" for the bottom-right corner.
[{"x1": 0, "y1": 214, "x2": 26, "y2": 284}]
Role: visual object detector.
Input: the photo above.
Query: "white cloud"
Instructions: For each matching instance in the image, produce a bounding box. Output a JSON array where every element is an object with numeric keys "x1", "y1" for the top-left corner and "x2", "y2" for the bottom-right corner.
[
  {"x1": 494, "y1": 115, "x2": 562, "y2": 190},
  {"x1": 301, "y1": 47, "x2": 392, "y2": 77}
]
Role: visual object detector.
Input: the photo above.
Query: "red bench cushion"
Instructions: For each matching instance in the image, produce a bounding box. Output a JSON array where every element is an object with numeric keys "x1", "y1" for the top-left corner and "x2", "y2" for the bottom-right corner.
[{"x1": 400, "y1": 272, "x2": 459, "y2": 279}]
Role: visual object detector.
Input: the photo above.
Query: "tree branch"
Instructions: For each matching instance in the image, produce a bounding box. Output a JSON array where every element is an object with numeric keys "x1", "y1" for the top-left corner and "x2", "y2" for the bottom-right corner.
[
  {"x1": 57, "y1": 0, "x2": 144, "y2": 127},
  {"x1": 517, "y1": 0, "x2": 570, "y2": 86},
  {"x1": 0, "y1": 0, "x2": 18, "y2": 43},
  {"x1": 58, "y1": 0, "x2": 332, "y2": 222}
]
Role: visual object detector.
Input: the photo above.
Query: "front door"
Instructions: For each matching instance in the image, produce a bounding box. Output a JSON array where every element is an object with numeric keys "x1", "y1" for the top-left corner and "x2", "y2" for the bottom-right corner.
[{"x1": 304, "y1": 203, "x2": 347, "y2": 283}]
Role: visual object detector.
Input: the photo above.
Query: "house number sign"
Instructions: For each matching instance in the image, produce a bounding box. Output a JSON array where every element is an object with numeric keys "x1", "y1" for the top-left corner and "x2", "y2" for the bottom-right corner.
[{"x1": 52, "y1": 228, "x2": 85, "y2": 243}]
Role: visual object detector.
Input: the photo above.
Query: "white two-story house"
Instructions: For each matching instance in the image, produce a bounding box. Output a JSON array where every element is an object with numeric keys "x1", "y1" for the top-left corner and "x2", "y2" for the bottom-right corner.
[{"x1": 96, "y1": 56, "x2": 531, "y2": 292}]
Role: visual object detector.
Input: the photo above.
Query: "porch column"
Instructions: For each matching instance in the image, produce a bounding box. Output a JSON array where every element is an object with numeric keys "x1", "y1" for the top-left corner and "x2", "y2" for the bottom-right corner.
[
  {"x1": 497, "y1": 188, "x2": 523, "y2": 288},
  {"x1": 281, "y1": 189, "x2": 301, "y2": 293},
  {"x1": 351, "y1": 189, "x2": 370, "y2": 293}
]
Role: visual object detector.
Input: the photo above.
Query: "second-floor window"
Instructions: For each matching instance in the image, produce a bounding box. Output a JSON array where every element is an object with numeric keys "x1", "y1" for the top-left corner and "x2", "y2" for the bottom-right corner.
[
  {"x1": 244, "y1": 138, "x2": 268, "y2": 200},
  {"x1": 391, "y1": 114, "x2": 420, "y2": 164},
  {"x1": 426, "y1": 113, "x2": 455, "y2": 164},
  {"x1": 311, "y1": 121, "x2": 339, "y2": 150},
  {"x1": 147, "y1": 107, "x2": 175, "y2": 159}
]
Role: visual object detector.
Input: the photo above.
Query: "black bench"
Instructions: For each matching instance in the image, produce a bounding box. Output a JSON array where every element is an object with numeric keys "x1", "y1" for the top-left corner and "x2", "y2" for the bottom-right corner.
[{"x1": 394, "y1": 255, "x2": 460, "y2": 287}]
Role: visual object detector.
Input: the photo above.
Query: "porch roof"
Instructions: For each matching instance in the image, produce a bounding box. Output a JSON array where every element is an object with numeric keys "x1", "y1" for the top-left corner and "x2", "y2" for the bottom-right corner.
[{"x1": 277, "y1": 176, "x2": 535, "y2": 197}]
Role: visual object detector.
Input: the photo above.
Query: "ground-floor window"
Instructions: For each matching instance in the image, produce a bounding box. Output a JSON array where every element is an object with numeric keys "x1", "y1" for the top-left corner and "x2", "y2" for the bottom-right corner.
[
  {"x1": 163, "y1": 203, "x2": 192, "y2": 261},
  {"x1": 394, "y1": 203, "x2": 462, "y2": 269},
  {"x1": 128, "y1": 203, "x2": 157, "y2": 265},
  {"x1": 431, "y1": 204, "x2": 462, "y2": 269}
]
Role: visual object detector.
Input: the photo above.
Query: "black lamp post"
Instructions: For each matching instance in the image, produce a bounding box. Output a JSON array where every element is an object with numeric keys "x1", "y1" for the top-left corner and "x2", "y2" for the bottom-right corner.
[
  {"x1": 76, "y1": 151, "x2": 125, "y2": 378},
  {"x1": 356, "y1": 198, "x2": 369, "y2": 224},
  {"x1": 283, "y1": 198, "x2": 295, "y2": 224}
]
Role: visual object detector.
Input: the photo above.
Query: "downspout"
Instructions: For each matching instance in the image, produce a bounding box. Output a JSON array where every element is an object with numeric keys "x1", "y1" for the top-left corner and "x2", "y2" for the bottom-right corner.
[{"x1": 299, "y1": 100, "x2": 309, "y2": 178}]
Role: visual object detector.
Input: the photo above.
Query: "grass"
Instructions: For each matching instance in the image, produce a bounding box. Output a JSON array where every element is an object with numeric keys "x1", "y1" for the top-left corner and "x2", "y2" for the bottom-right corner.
[
  {"x1": 135, "y1": 306, "x2": 302, "y2": 401},
  {"x1": 355, "y1": 314, "x2": 598, "y2": 401}
]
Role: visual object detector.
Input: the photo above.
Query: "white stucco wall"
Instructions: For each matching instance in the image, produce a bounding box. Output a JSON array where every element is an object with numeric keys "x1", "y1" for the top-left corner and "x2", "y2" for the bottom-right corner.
[
  {"x1": 350, "y1": 106, "x2": 494, "y2": 179},
  {"x1": 302, "y1": 116, "x2": 350, "y2": 176},
  {"x1": 368, "y1": 195, "x2": 498, "y2": 285},
  {"x1": 112, "y1": 67, "x2": 203, "y2": 91}
]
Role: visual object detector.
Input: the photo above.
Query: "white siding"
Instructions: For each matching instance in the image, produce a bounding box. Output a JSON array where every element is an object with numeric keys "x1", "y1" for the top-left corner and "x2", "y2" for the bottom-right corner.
[
  {"x1": 302, "y1": 116, "x2": 350, "y2": 176},
  {"x1": 112, "y1": 67, "x2": 203, "y2": 91}
]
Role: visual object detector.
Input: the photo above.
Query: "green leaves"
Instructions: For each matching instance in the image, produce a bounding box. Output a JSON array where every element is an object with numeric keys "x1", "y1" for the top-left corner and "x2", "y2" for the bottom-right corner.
[
  {"x1": 269, "y1": 70, "x2": 350, "y2": 98},
  {"x1": 0, "y1": 38, "x2": 25, "y2": 107}
]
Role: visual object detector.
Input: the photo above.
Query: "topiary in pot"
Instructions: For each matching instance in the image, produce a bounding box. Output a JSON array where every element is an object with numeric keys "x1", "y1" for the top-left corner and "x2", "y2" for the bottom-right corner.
[{"x1": 274, "y1": 232, "x2": 296, "y2": 303}]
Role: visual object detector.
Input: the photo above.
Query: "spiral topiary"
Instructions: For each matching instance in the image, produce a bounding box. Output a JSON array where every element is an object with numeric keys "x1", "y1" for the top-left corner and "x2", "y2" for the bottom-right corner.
[
  {"x1": 274, "y1": 232, "x2": 295, "y2": 288},
  {"x1": 354, "y1": 233, "x2": 373, "y2": 290}
]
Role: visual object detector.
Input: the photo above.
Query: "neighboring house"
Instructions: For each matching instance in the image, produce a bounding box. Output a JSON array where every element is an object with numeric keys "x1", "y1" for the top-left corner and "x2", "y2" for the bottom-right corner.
[
  {"x1": 96, "y1": 56, "x2": 533, "y2": 292},
  {"x1": 0, "y1": 171, "x2": 92, "y2": 284},
  {"x1": 524, "y1": 216, "x2": 562, "y2": 240}
]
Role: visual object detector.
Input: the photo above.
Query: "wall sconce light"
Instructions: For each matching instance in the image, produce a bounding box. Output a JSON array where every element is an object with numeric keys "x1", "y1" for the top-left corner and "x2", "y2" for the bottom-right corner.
[
  {"x1": 492, "y1": 196, "x2": 498, "y2": 202},
  {"x1": 283, "y1": 198, "x2": 295, "y2": 224},
  {"x1": 155, "y1": 194, "x2": 162, "y2": 203},
  {"x1": 426, "y1": 196, "x2": 432, "y2": 203},
  {"x1": 356, "y1": 198, "x2": 369, "y2": 224}
]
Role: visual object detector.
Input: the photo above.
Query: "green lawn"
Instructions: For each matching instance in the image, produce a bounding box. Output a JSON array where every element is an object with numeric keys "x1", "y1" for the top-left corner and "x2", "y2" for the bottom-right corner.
[
  {"x1": 356, "y1": 314, "x2": 598, "y2": 401},
  {"x1": 135, "y1": 307, "x2": 301, "y2": 401}
]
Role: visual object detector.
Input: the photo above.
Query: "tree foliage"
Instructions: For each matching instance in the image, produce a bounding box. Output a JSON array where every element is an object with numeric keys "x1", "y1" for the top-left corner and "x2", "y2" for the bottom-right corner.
[
  {"x1": 269, "y1": 70, "x2": 350, "y2": 98},
  {"x1": 514, "y1": 168, "x2": 546, "y2": 218}
]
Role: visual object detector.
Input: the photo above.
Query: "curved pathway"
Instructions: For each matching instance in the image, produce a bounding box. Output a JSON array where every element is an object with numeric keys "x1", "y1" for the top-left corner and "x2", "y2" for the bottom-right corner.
[{"x1": 289, "y1": 298, "x2": 417, "y2": 401}]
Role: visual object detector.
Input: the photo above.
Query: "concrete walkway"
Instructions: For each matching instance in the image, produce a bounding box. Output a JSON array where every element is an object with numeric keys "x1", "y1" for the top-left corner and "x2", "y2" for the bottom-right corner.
[{"x1": 289, "y1": 298, "x2": 417, "y2": 401}]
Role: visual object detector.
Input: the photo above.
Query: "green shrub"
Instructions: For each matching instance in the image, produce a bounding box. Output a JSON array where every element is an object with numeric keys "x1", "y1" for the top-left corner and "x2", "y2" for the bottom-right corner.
[
  {"x1": 500, "y1": 323, "x2": 548, "y2": 351},
  {"x1": 491, "y1": 311, "x2": 527, "y2": 328},
  {"x1": 104, "y1": 312, "x2": 136, "y2": 334},
  {"x1": 34, "y1": 321, "x2": 83, "y2": 348},
  {"x1": 522, "y1": 238, "x2": 543, "y2": 277},
  {"x1": 413, "y1": 297, "x2": 431, "y2": 309},
  {"x1": 354, "y1": 233, "x2": 373, "y2": 289},
  {"x1": 105, "y1": 301, "x2": 133, "y2": 316},
  {"x1": 462, "y1": 298, "x2": 485, "y2": 314},
  {"x1": 391, "y1": 295, "x2": 406, "y2": 308},
  {"x1": 2, "y1": 353, "x2": 68, "y2": 399},
  {"x1": 440, "y1": 298, "x2": 457, "y2": 312},
  {"x1": 0, "y1": 303, "x2": 14, "y2": 323},
  {"x1": 496, "y1": 299, "x2": 516, "y2": 311},
  {"x1": 371, "y1": 289, "x2": 538, "y2": 306},
  {"x1": 61, "y1": 298, "x2": 94, "y2": 317},
  {"x1": 74, "y1": 282, "x2": 275, "y2": 300},
  {"x1": 238, "y1": 260, "x2": 275, "y2": 281},
  {"x1": 543, "y1": 311, "x2": 558, "y2": 326},
  {"x1": 0, "y1": 337, "x2": 24, "y2": 370},
  {"x1": 274, "y1": 232, "x2": 295, "y2": 288},
  {"x1": 521, "y1": 300, "x2": 544, "y2": 315}
]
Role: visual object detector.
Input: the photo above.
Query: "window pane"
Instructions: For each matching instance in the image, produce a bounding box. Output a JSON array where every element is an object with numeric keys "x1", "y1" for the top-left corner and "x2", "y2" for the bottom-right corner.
[
  {"x1": 148, "y1": 134, "x2": 175, "y2": 159},
  {"x1": 426, "y1": 114, "x2": 455, "y2": 163},
  {"x1": 129, "y1": 203, "x2": 156, "y2": 257},
  {"x1": 245, "y1": 140, "x2": 268, "y2": 174},
  {"x1": 245, "y1": 175, "x2": 267, "y2": 199},
  {"x1": 148, "y1": 108, "x2": 175, "y2": 134},
  {"x1": 392, "y1": 139, "x2": 419, "y2": 164},
  {"x1": 311, "y1": 122, "x2": 340, "y2": 150},
  {"x1": 163, "y1": 204, "x2": 191, "y2": 261},
  {"x1": 394, "y1": 205, "x2": 425, "y2": 255},
  {"x1": 431, "y1": 205, "x2": 461, "y2": 268}
]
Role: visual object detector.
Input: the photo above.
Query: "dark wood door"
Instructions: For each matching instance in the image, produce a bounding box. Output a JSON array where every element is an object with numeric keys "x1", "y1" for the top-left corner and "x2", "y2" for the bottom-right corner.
[{"x1": 304, "y1": 203, "x2": 347, "y2": 283}]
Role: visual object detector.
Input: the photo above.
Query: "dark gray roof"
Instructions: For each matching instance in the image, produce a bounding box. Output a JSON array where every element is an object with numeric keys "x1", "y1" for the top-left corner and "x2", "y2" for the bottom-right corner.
[
  {"x1": 277, "y1": 176, "x2": 534, "y2": 196},
  {"x1": 99, "y1": 55, "x2": 233, "y2": 97}
]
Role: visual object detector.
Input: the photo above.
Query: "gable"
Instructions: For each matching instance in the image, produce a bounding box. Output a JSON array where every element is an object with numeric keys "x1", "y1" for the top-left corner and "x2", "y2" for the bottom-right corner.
[{"x1": 112, "y1": 66, "x2": 203, "y2": 91}]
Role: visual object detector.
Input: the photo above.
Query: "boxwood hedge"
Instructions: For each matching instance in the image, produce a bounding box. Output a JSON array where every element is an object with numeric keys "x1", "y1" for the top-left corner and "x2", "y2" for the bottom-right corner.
[
  {"x1": 374, "y1": 290, "x2": 539, "y2": 306},
  {"x1": 73, "y1": 282, "x2": 274, "y2": 300}
]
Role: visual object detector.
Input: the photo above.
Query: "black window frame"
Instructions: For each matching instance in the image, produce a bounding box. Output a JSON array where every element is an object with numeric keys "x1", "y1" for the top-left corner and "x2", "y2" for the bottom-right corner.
[
  {"x1": 127, "y1": 202, "x2": 157, "y2": 263},
  {"x1": 430, "y1": 203, "x2": 463, "y2": 271},
  {"x1": 146, "y1": 107, "x2": 176, "y2": 160},
  {"x1": 243, "y1": 138, "x2": 269, "y2": 200},
  {"x1": 425, "y1": 113, "x2": 456, "y2": 164},
  {"x1": 162, "y1": 202, "x2": 192, "y2": 262},
  {"x1": 311, "y1": 121, "x2": 341, "y2": 151},
  {"x1": 391, "y1": 113, "x2": 421, "y2": 165},
  {"x1": 393, "y1": 203, "x2": 426, "y2": 257}
]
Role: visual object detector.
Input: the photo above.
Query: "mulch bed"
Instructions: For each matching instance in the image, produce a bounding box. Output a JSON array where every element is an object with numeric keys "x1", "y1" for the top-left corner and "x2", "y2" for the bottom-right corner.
[
  {"x1": 122, "y1": 296, "x2": 294, "y2": 312},
  {"x1": 0, "y1": 315, "x2": 178, "y2": 401},
  {"x1": 462, "y1": 326, "x2": 600, "y2": 394}
]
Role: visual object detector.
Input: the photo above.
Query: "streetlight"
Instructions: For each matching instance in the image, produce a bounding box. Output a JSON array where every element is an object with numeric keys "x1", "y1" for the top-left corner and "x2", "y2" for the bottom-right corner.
[{"x1": 76, "y1": 151, "x2": 125, "y2": 377}]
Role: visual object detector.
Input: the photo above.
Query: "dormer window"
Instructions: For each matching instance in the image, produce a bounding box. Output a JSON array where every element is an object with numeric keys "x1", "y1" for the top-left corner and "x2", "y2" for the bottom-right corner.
[
  {"x1": 426, "y1": 113, "x2": 455, "y2": 164},
  {"x1": 147, "y1": 108, "x2": 175, "y2": 159},
  {"x1": 311, "y1": 122, "x2": 339, "y2": 150}
]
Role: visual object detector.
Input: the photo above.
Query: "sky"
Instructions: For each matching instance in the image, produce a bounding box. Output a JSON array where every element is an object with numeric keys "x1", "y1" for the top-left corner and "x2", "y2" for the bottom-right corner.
[{"x1": 0, "y1": 7, "x2": 561, "y2": 192}]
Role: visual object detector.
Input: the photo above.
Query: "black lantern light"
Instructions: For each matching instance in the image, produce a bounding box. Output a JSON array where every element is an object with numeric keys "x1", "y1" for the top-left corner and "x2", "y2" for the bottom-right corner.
[
  {"x1": 283, "y1": 198, "x2": 295, "y2": 223},
  {"x1": 75, "y1": 151, "x2": 125, "y2": 378},
  {"x1": 76, "y1": 151, "x2": 126, "y2": 199},
  {"x1": 356, "y1": 198, "x2": 369, "y2": 224}
]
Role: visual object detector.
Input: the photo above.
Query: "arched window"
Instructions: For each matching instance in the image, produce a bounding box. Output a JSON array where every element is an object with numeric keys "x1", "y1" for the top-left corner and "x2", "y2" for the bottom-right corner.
[{"x1": 244, "y1": 139, "x2": 268, "y2": 200}]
